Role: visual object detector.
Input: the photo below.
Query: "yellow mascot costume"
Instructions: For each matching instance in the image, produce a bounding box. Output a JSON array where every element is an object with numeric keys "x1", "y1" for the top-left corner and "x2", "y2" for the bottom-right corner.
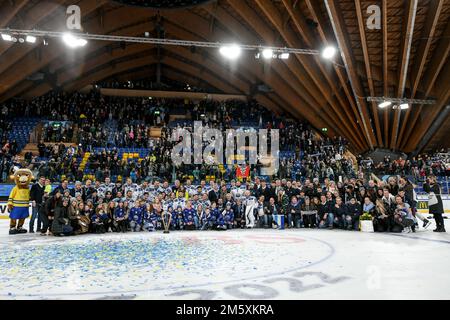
[{"x1": 7, "y1": 168, "x2": 33, "y2": 235}]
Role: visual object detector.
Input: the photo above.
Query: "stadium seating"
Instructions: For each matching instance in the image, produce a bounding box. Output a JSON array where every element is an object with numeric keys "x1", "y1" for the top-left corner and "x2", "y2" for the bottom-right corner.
[{"x1": 7, "y1": 118, "x2": 41, "y2": 151}]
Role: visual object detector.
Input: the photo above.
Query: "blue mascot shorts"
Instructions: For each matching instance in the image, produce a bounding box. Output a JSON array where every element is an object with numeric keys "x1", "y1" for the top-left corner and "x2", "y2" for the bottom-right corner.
[{"x1": 10, "y1": 207, "x2": 30, "y2": 220}]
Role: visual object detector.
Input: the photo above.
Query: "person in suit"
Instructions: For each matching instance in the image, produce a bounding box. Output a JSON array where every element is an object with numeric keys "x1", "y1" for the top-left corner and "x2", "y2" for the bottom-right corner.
[
  {"x1": 208, "y1": 184, "x2": 220, "y2": 204},
  {"x1": 29, "y1": 176, "x2": 45, "y2": 233},
  {"x1": 423, "y1": 175, "x2": 446, "y2": 232},
  {"x1": 263, "y1": 197, "x2": 279, "y2": 228}
]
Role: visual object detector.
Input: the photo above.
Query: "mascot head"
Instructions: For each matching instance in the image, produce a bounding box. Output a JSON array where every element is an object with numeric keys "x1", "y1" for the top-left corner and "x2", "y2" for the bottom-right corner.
[{"x1": 11, "y1": 168, "x2": 34, "y2": 189}]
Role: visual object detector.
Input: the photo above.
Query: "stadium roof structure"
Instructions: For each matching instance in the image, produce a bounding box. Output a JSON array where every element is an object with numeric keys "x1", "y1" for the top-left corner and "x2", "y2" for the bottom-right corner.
[{"x1": 0, "y1": 0, "x2": 449, "y2": 153}]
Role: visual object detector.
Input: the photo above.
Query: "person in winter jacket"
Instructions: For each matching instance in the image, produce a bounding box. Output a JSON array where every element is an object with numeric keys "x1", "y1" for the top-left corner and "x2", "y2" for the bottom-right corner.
[
  {"x1": 51, "y1": 197, "x2": 73, "y2": 236},
  {"x1": 113, "y1": 201, "x2": 127, "y2": 232},
  {"x1": 286, "y1": 196, "x2": 302, "y2": 228},
  {"x1": 423, "y1": 175, "x2": 446, "y2": 232},
  {"x1": 346, "y1": 197, "x2": 362, "y2": 230}
]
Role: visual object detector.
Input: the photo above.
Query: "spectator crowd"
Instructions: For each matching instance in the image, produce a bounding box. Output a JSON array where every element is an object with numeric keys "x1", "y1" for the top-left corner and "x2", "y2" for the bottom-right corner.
[{"x1": 0, "y1": 90, "x2": 448, "y2": 236}]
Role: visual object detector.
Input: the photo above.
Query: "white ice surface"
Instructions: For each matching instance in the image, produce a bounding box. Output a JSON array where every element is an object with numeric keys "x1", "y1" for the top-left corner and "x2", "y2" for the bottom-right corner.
[{"x1": 0, "y1": 219, "x2": 449, "y2": 300}]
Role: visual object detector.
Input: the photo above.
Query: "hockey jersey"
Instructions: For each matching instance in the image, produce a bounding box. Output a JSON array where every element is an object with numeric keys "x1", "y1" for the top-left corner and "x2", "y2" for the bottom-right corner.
[
  {"x1": 129, "y1": 206, "x2": 144, "y2": 224},
  {"x1": 97, "y1": 183, "x2": 116, "y2": 198},
  {"x1": 231, "y1": 186, "x2": 247, "y2": 201},
  {"x1": 183, "y1": 208, "x2": 197, "y2": 224},
  {"x1": 114, "y1": 207, "x2": 126, "y2": 219},
  {"x1": 222, "y1": 209, "x2": 234, "y2": 223}
]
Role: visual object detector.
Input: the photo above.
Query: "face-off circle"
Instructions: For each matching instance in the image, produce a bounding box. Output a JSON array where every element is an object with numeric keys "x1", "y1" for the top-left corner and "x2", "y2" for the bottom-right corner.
[{"x1": 0, "y1": 232, "x2": 333, "y2": 299}]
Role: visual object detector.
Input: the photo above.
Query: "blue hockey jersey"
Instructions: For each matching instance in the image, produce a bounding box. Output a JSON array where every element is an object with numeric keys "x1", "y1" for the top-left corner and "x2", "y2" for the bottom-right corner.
[
  {"x1": 129, "y1": 206, "x2": 144, "y2": 224},
  {"x1": 183, "y1": 208, "x2": 197, "y2": 224}
]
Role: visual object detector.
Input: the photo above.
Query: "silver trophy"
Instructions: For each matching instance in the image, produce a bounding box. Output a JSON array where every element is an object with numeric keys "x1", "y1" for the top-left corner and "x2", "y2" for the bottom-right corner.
[{"x1": 161, "y1": 210, "x2": 172, "y2": 234}]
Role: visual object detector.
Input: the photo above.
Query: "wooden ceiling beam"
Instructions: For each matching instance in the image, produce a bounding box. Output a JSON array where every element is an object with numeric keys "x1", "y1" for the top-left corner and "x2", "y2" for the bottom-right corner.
[
  {"x1": 410, "y1": 0, "x2": 443, "y2": 97},
  {"x1": 324, "y1": 0, "x2": 376, "y2": 150},
  {"x1": 0, "y1": 80, "x2": 33, "y2": 102},
  {"x1": 382, "y1": 0, "x2": 389, "y2": 148},
  {"x1": 66, "y1": 50, "x2": 316, "y2": 125},
  {"x1": 221, "y1": 0, "x2": 365, "y2": 150},
  {"x1": 281, "y1": 0, "x2": 365, "y2": 147},
  {"x1": 253, "y1": 1, "x2": 352, "y2": 114},
  {"x1": 397, "y1": 0, "x2": 444, "y2": 151},
  {"x1": 0, "y1": 0, "x2": 108, "y2": 96},
  {"x1": 390, "y1": 0, "x2": 417, "y2": 150},
  {"x1": 175, "y1": 9, "x2": 345, "y2": 141},
  {"x1": 400, "y1": 18, "x2": 450, "y2": 150},
  {"x1": 304, "y1": 0, "x2": 365, "y2": 136},
  {"x1": 222, "y1": 1, "x2": 328, "y2": 107},
  {"x1": 66, "y1": 55, "x2": 157, "y2": 91},
  {"x1": 66, "y1": 46, "x2": 250, "y2": 95},
  {"x1": 0, "y1": 0, "x2": 28, "y2": 27},
  {"x1": 0, "y1": 0, "x2": 74, "y2": 71},
  {"x1": 164, "y1": 13, "x2": 327, "y2": 124},
  {"x1": 355, "y1": 0, "x2": 383, "y2": 147},
  {"x1": 18, "y1": 15, "x2": 287, "y2": 117},
  {"x1": 404, "y1": 56, "x2": 450, "y2": 152},
  {"x1": 51, "y1": 38, "x2": 286, "y2": 115}
]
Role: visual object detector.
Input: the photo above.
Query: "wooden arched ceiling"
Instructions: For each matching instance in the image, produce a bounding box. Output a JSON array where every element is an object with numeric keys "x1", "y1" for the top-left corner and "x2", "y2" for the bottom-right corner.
[{"x1": 0, "y1": 0, "x2": 449, "y2": 154}]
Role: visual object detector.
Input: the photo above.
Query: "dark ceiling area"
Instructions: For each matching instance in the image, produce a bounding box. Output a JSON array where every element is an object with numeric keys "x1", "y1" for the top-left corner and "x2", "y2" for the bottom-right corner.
[{"x1": 112, "y1": 0, "x2": 215, "y2": 9}]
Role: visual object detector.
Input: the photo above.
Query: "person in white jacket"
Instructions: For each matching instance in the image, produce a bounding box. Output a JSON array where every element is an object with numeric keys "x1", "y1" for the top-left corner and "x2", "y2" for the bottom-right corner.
[{"x1": 243, "y1": 190, "x2": 257, "y2": 228}]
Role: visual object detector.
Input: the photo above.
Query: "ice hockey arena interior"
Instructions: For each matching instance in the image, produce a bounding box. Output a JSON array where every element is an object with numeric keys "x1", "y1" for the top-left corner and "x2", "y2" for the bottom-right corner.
[{"x1": 0, "y1": 0, "x2": 450, "y2": 303}]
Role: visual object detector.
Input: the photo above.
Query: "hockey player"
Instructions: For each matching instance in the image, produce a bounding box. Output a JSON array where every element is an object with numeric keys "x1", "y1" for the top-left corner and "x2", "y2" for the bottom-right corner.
[
  {"x1": 173, "y1": 192, "x2": 187, "y2": 210},
  {"x1": 98, "y1": 177, "x2": 116, "y2": 198},
  {"x1": 242, "y1": 190, "x2": 257, "y2": 228},
  {"x1": 124, "y1": 190, "x2": 136, "y2": 208},
  {"x1": 129, "y1": 200, "x2": 144, "y2": 232},
  {"x1": 175, "y1": 206, "x2": 185, "y2": 230},
  {"x1": 190, "y1": 194, "x2": 200, "y2": 210},
  {"x1": 183, "y1": 201, "x2": 198, "y2": 230},
  {"x1": 143, "y1": 203, "x2": 155, "y2": 232},
  {"x1": 200, "y1": 207, "x2": 214, "y2": 230},
  {"x1": 168, "y1": 206, "x2": 180, "y2": 230},
  {"x1": 162, "y1": 181, "x2": 173, "y2": 195},
  {"x1": 90, "y1": 211, "x2": 106, "y2": 234},
  {"x1": 212, "y1": 202, "x2": 226, "y2": 230},
  {"x1": 231, "y1": 181, "x2": 246, "y2": 201},
  {"x1": 113, "y1": 201, "x2": 127, "y2": 233},
  {"x1": 123, "y1": 178, "x2": 139, "y2": 198},
  {"x1": 233, "y1": 198, "x2": 245, "y2": 229},
  {"x1": 199, "y1": 193, "x2": 211, "y2": 210},
  {"x1": 222, "y1": 202, "x2": 234, "y2": 229},
  {"x1": 150, "y1": 208, "x2": 163, "y2": 230}
]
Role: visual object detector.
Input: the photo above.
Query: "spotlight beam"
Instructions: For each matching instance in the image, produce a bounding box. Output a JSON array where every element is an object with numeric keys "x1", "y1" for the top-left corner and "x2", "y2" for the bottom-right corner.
[{"x1": 0, "y1": 28, "x2": 320, "y2": 56}]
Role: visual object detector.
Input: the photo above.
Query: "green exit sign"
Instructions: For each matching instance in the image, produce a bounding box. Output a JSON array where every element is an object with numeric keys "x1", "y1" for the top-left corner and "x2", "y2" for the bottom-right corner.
[{"x1": 321, "y1": 127, "x2": 328, "y2": 132}]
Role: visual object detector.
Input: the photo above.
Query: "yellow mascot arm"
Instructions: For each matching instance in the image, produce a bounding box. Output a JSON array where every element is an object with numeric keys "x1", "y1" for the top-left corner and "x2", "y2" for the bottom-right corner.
[{"x1": 7, "y1": 186, "x2": 17, "y2": 211}]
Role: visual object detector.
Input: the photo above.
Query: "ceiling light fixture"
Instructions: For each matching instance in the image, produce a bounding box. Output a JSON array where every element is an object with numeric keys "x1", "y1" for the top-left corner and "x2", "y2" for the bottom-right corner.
[
  {"x1": 219, "y1": 44, "x2": 241, "y2": 60},
  {"x1": 322, "y1": 46, "x2": 336, "y2": 59}
]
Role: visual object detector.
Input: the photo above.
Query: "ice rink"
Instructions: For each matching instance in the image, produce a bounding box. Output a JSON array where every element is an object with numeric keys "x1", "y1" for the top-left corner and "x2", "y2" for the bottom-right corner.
[{"x1": 1, "y1": 219, "x2": 449, "y2": 300}]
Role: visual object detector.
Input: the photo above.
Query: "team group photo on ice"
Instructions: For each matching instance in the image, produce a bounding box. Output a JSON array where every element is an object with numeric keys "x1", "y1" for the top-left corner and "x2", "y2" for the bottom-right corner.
[
  {"x1": 1, "y1": 0, "x2": 450, "y2": 303},
  {"x1": 6, "y1": 173, "x2": 446, "y2": 237}
]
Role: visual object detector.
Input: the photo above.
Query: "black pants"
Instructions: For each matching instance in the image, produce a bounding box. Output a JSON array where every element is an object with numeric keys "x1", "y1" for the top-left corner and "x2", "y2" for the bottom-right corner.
[
  {"x1": 433, "y1": 213, "x2": 445, "y2": 229},
  {"x1": 92, "y1": 223, "x2": 106, "y2": 234},
  {"x1": 70, "y1": 219, "x2": 80, "y2": 233},
  {"x1": 303, "y1": 214, "x2": 316, "y2": 228},
  {"x1": 116, "y1": 220, "x2": 127, "y2": 232},
  {"x1": 374, "y1": 217, "x2": 388, "y2": 232},
  {"x1": 39, "y1": 211, "x2": 53, "y2": 234}
]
